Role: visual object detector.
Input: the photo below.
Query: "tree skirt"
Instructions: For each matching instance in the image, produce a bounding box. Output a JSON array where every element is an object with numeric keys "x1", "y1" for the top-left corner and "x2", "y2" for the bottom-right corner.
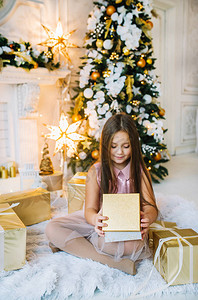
[{"x1": 1, "y1": 193, "x2": 198, "y2": 300}]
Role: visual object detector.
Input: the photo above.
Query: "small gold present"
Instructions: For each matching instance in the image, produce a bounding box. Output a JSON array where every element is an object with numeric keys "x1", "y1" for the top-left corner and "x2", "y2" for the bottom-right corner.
[
  {"x1": 0, "y1": 203, "x2": 26, "y2": 271},
  {"x1": 103, "y1": 193, "x2": 141, "y2": 242},
  {"x1": 149, "y1": 220, "x2": 177, "y2": 248},
  {"x1": 67, "y1": 173, "x2": 87, "y2": 214},
  {"x1": 153, "y1": 228, "x2": 198, "y2": 285},
  {"x1": 0, "y1": 188, "x2": 51, "y2": 226}
]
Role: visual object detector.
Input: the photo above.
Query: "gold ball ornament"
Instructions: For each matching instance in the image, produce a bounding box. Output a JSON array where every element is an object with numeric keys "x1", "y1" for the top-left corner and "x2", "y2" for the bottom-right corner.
[
  {"x1": 96, "y1": 39, "x2": 103, "y2": 48},
  {"x1": 137, "y1": 58, "x2": 146, "y2": 68},
  {"x1": 91, "y1": 149, "x2": 99, "y2": 160},
  {"x1": 146, "y1": 58, "x2": 152, "y2": 65},
  {"x1": 146, "y1": 20, "x2": 153, "y2": 30},
  {"x1": 154, "y1": 152, "x2": 162, "y2": 161},
  {"x1": 72, "y1": 114, "x2": 81, "y2": 123},
  {"x1": 106, "y1": 5, "x2": 116, "y2": 16},
  {"x1": 91, "y1": 71, "x2": 100, "y2": 81},
  {"x1": 123, "y1": 47, "x2": 130, "y2": 56},
  {"x1": 159, "y1": 108, "x2": 165, "y2": 117}
]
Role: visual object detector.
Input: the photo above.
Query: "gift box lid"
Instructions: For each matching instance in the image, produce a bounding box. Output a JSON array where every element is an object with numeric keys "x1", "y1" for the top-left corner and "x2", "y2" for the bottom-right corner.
[{"x1": 103, "y1": 193, "x2": 140, "y2": 232}]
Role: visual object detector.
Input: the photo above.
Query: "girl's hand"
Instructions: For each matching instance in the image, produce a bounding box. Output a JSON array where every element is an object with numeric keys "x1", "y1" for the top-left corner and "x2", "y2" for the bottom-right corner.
[
  {"x1": 140, "y1": 211, "x2": 150, "y2": 240},
  {"x1": 94, "y1": 213, "x2": 108, "y2": 237}
]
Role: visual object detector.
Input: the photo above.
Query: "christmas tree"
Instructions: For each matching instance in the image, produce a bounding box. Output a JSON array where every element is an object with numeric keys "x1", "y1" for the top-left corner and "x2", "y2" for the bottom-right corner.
[{"x1": 68, "y1": 0, "x2": 169, "y2": 183}]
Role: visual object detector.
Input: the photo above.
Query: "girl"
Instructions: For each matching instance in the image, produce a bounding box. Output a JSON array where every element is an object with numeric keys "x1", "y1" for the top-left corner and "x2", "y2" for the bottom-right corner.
[{"x1": 45, "y1": 113, "x2": 158, "y2": 275}]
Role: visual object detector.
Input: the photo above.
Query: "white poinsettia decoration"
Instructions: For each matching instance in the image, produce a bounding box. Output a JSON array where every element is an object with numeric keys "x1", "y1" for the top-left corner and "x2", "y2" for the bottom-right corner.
[
  {"x1": 104, "y1": 62, "x2": 126, "y2": 97},
  {"x1": 143, "y1": 118, "x2": 164, "y2": 143},
  {"x1": 87, "y1": 7, "x2": 103, "y2": 32},
  {"x1": 80, "y1": 59, "x2": 94, "y2": 88}
]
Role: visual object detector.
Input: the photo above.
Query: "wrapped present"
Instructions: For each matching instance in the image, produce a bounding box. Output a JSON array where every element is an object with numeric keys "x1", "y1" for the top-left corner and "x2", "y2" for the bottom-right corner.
[
  {"x1": 103, "y1": 193, "x2": 141, "y2": 242},
  {"x1": 67, "y1": 173, "x2": 87, "y2": 214},
  {"x1": 0, "y1": 203, "x2": 26, "y2": 271},
  {"x1": 153, "y1": 228, "x2": 198, "y2": 285},
  {"x1": 41, "y1": 171, "x2": 63, "y2": 191},
  {"x1": 0, "y1": 188, "x2": 51, "y2": 226},
  {"x1": 149, "y1": 220, "x2": 177, "y2": 248}
]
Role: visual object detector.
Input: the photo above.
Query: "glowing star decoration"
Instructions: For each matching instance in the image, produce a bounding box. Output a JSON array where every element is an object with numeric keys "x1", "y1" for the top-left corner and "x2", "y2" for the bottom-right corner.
[
  {"x1": 81, "y1": 140, "x2": 92, "y2": 150},
  {"x1": 39, "y1": 20, "x2": 78, "y2": 62},
  {"x1": 44, "y1": 113, "x2": 86, "y2": 155}
]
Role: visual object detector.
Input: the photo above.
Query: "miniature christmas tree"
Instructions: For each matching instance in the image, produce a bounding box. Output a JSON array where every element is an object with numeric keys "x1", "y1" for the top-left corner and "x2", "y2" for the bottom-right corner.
[
  {"x1": 69, "y1": 0, "x2": 169, "y2": 182},
  {"x1": 39, "y1": 142, "x2": 54, "y2": 175}
]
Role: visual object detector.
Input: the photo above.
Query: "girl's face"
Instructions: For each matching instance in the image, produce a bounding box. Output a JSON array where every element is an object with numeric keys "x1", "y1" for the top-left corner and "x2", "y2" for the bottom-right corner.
[{"x1": 110, "y1": 131, "x2": 131, "y2": 169}]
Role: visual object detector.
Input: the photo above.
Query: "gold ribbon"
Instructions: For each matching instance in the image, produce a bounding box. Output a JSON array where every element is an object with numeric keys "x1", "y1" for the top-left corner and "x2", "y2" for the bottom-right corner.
[
  {"x1": 74, "y1": 92, "x2": 84, "y2": 115},
  {"x1": 125, "y1": 75, "x2": 134, "y2": 102},
  {"x1": 104, "y1": 19, "x2": 112, "y2": 39}
]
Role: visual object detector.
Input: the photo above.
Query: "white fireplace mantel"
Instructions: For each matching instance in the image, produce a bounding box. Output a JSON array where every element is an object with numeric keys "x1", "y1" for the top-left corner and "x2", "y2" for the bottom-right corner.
[
  {"x1": 0, "y1": 65, "x2": 71, "y2": 171},
  {"x1": 0, "y1": 65, "x2": 71, "y2": 85}
]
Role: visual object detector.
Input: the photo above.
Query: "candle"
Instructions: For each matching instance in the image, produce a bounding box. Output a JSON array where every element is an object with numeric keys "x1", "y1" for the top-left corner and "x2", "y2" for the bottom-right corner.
[
  {"x1": 2, "y1": 169, "x2": 8, "y2": 179},
  {"x1": 0, "y1": 166, "x2": 5, "y2": 178},
  {"x1": 10, "y1": 166, "x2": 16, "y2": 177}
]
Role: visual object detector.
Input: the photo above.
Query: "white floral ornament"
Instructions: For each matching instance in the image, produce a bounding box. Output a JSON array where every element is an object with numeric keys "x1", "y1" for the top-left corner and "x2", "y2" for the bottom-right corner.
[
  {"x1": 94, "y1": 91, "x2": 105, "y2": 104},
  {"x1": 97, "y1": 103, "x2": 109, "y2": 115},
  {"x1": 137, "y1": 107, "x2": 149, "y2": 125},
  {"x1": 84, "y1": 88, "x2": 94, "y2": 99},
  {"x1": 79, "y1": 59, "x2": 94, "y2": 88},
  {"x1": 143, "y1": 118, "x2": 164, "y2": 143},
  {"x1": 126, "y1": 104, "x2": 132, "y2": 114}
]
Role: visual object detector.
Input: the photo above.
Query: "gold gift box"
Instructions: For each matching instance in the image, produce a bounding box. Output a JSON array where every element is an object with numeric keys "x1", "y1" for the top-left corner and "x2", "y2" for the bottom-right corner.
[
  {"x1": 67, "y1": 173, "x2": 87, "y2": 214},
  {"x1": 149, "y1": 220, "x2": 177, "y2": 248},
  {"x1": 103, "y1": 193, "x2": 141, "y2": 242},
  {"x1": 0, "y1": 203, "x2": 26, "y2": 271},
  {"x1": 0, "y1": 188, "x2": 51, "y2": 226},
  {"x1": 153, "y1": 228, "x2": 198, "y2": 285}
]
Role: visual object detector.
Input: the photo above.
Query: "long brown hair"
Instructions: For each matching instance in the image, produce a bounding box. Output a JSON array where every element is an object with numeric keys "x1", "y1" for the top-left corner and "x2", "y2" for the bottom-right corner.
[{"x1": 100, "y1": 113, "x2": 157, "y2": 210}]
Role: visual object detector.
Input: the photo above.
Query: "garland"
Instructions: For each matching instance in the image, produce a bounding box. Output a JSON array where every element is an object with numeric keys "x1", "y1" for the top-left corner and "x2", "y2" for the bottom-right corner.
[{"x1": 0, "y1": 34, "x2": 60, "y2": 71}]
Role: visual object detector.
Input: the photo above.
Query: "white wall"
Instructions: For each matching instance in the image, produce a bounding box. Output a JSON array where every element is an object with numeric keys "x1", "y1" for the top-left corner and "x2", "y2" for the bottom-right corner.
[{"x1": 152, "y1": 0, "x2": 198, "y2": 155}]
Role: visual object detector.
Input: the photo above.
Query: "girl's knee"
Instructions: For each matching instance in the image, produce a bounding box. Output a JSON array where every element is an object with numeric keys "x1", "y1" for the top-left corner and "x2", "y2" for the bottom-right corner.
[
  {"x1": 124, "y1": 240, "x2": 144, "y2": 255},
  {"x1": 45, "y1": 219, "x2": 59, "y2": 239}
]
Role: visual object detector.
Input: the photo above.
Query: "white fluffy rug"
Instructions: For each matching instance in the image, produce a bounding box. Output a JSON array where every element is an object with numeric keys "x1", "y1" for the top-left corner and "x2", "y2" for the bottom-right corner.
[{"x1": 1, "y1": 193, "x2": 198, "y2": 300}]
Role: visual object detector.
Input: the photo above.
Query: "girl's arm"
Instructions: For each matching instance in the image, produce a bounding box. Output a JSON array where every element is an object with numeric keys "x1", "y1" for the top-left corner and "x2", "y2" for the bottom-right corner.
[
  {"x1": 85, "y1": 165, "x2": 108, "y2": 236},
  {"x1": 140, "y1": 171, "x2": 158, "y2": 239}
]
